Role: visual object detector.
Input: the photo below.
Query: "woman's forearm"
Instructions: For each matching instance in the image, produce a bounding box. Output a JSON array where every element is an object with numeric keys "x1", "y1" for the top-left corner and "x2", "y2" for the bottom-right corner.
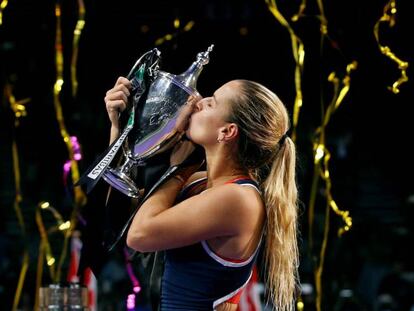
[
  {"x1": 136, "y1": 177, "x2": 183, "y2": 219},
  {"x1": 127, "y1": 177, "x2": 184, "y2": 250},
  {"x1": 109, "y1": 125, "x2": 120, "y2": 145}
]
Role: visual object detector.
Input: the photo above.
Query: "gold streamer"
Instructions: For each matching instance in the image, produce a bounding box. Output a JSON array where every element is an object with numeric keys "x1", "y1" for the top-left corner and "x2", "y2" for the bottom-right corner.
[
  {"x1": 291, "y1": 0, "x2": 306, "y2": 22},
  {"x1": 6, "y1": 83, "x2": 30, "y2": 126},
  {"x1": 316, "y1": 0, "x2": 328, "y2": 36},
  {"x1": 71, "y1": 0, "x2": 86, "y2": 97},
  {"x1": 34, "y1": 239, "x2": 46, "y2": 311},
  {"x1": 265, "y1": 0, "x2": 305, "y2": 142},
  {"x1": 55, "y1": 220, "x2": 71, "y2": 282},
  {"x1": 374, "y1": 0, "x2": 409, "y2": 94},
  {"x1": 33, "y1": 3, "x2": 87, "y2": 300},
  {"x1": 309, "y1": 62, "x2": 356, "y2": 311},
  {"x1": 53, "y1": 0, "x2": 86, "y2": 265},
  {"x1": 154, "y1": 19, "x2": 195, "y2": 46},
  {"x1": 54, "y1": 1, "x2": 86, "y2": 206},
  {"x1": 314, "y1": 191, "x2": 330, "y2": 311},
  {"x1": 67, "y1": 0, "x2": 88, "y2": 284},
  {"x1": 0, "y1": 0, "x2": 8, "y2": 25},
  {"x1": 301, "y1": 2, "x2": 354, "y2": 307},
  {"x1": 35, "y1": 202, "x2": 57, "y2": 280},
  {"x1": 34, "y1": 201, "x2": 73, "y2": 310},
  {"x1": 11, "y1": 141, "x2": 30, "y2": 311},
  {"x1": 4, "y1": 83, "x2": 31, "y2": 311}
]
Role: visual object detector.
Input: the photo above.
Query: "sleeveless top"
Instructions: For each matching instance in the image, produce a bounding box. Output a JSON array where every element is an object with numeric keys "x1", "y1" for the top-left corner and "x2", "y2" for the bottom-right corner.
[{"x1": 160, "y1": 176, "x2": 263, "y2": 310}]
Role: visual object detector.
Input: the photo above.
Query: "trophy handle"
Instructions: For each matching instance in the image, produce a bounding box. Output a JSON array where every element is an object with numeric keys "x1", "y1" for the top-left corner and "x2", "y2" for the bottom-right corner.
[{"x1": 126, "y1": 48, "x2": 161, "y2": 80}]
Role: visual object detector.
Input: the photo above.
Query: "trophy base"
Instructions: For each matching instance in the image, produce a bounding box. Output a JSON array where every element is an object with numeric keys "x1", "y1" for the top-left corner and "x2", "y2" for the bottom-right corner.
[{"x1": 103, "y1": 168, "x2": 140, "y2": 199}]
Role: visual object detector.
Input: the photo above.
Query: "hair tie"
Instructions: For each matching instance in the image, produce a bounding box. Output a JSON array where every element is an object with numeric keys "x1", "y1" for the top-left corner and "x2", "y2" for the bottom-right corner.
[{"x1": 278, "y1": 133, "x2": 289, "y2": 147}]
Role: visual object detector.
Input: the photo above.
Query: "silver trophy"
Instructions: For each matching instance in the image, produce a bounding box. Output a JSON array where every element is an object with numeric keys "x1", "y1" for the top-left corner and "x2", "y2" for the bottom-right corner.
[{"x1": 99, "y1": 45, "x2": 214, "y2": 198}]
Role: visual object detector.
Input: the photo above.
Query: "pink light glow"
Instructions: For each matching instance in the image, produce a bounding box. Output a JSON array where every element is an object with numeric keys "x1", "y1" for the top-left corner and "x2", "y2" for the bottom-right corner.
[
  {"x1": 127, "y1": 293, "x2": 135, "y2": 310},
  {"x1": 63, "y1": 136, "x2": 83, "y2": 186},
  {"x1": 133, "y1": 285, "x2": 141, "y2": 293},
  {"x1": 70, "y1": 136, "x2": 82, "y2": 160},
  {"x1": 124, "y1": 248, "x2": 141, "y2": 309},
  {"x1": 63, "y1": 161, "x2": 71, "y2": 173}
]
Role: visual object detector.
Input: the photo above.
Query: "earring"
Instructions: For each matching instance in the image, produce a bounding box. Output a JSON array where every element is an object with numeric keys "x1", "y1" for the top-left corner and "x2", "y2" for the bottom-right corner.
[{"x1": 217, "y1": 137, "x2": 223, "y2": 143}]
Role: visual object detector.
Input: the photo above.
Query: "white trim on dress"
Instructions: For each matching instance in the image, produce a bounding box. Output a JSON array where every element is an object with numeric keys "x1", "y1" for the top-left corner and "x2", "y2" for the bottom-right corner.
[
  {"x1": 201, "y1": 241, "x2": 258, "y2": 267},
  {"x1": 212, "y1": 271, "x2": 253, "y2": 310},
  {"x1": 183, "y1": 177, "x2": 207, "y2": 190}
]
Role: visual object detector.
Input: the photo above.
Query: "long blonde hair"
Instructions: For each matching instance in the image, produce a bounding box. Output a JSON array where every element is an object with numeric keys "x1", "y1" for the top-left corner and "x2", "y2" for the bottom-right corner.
[{"x1": 227, "y1": 80, "x2": 300, "y2": 311}]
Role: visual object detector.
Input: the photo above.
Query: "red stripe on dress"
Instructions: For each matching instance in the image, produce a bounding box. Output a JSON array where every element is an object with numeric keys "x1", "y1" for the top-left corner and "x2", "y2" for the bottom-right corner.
[
  {"x1": 226, "y1": 289, "x2": 244, "y2": 304},
  {"x1": 225, "y1": 176, "x2": 252, "y2": 184}
]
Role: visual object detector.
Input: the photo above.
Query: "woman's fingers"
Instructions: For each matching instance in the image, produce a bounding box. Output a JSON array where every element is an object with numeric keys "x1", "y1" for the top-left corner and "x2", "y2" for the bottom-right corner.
[
  {"x1": 104, "y1": 77, "x2": 131, "y2": 113},
  {"x1": 105, "y1": 90, "x2": 129, "y2": 106},
  {"x1": 109, "y1": 83, "x2": 131, "y2": 97},
  {"x1": 175, "y1": 95, "x2": 202, "y2": 132},
  {"x1": 115, "y1": 76, "x2": 132, "y2": 89},
  {"x1": 106, "y1": 99, "x2": 127, "y2": 113},
  {"x1": 105, "y1": 76, "x2": 132, "y2": 127}
]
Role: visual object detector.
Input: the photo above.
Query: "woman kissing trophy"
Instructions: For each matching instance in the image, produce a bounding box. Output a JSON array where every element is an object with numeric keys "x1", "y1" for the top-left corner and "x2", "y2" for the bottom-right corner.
[{"x1": 77, "y1": 45, "x2": 213, "y2": 250}]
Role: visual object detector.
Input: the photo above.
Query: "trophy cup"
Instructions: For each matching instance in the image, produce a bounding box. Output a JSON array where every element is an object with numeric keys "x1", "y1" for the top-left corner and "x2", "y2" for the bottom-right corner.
[{"x1": 77, "y1": 45, "x2": 213, "y2": 198}]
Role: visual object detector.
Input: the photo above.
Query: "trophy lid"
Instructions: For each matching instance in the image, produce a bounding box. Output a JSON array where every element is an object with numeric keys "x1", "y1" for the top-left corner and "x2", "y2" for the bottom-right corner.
[{"x1": 175, "y1": 44, "x2": 214, "y2": 90}]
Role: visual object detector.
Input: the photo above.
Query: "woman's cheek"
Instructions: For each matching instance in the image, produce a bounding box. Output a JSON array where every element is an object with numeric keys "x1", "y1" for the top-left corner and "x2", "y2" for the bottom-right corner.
[
  {"x1": 187, "y1": 115, "x2": 209, "y2": 143},
  {"x1": 185, "y1": 118, "x2": 197, "y2": 141}
]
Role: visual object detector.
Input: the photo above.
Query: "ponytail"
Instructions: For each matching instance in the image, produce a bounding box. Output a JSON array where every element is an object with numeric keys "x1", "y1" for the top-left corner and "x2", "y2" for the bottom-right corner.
[
  {"x1": 227, "y1": 79, "x2": 300, "y2": 310},
  {"x1": 260, "y1": 137, "x2": 299, "y2": 311}
]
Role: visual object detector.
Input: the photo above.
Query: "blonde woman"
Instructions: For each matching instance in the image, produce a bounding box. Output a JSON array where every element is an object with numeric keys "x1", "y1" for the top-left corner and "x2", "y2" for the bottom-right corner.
[{"x1": 105, "y1": 77, "x2": 300, "y2": 311}]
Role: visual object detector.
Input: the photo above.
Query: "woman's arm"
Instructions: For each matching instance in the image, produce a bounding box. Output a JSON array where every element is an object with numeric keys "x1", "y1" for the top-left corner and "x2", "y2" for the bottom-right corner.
[{"x1": 126, "y1": 180, "x2": 262, "y2": 252}]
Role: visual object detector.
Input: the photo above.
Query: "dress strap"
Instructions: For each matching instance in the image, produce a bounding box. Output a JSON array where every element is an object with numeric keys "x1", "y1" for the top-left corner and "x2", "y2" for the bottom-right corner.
[
  {"x1": 225, "y1": 177, "x2": 261, "y2": 194},
  {"x1": 176, "y1": 177, "x2": 207, "y2": 201}
]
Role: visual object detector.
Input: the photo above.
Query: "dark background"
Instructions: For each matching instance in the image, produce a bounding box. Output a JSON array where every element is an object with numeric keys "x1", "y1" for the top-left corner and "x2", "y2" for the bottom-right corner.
[{"x1": 1, "y1": 0, "x2": 414, "y2": 310}]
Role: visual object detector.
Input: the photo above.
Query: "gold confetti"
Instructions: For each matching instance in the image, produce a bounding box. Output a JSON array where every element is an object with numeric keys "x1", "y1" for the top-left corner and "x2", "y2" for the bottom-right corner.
[
  {"x1": 0, "y1": 0, "x2": 9, "y2": 25},
  {"x1": 309, "y1": 62, "x2": 356, "y2": 311},
  {"x1": 71, "y1": 0, "x2": 86, "y2": 97},
  {"x1": 374, "y1": 0, "x2": 409, "y2": 94},
  {"x1": 155, "y1": 19, "x2": 195, "y2": 46}
]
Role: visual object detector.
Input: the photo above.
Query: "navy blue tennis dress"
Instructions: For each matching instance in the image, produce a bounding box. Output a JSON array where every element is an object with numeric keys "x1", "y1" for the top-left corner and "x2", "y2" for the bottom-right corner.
[{"x1": 160, "y1": 176, "x2": 263, "y2": 310}]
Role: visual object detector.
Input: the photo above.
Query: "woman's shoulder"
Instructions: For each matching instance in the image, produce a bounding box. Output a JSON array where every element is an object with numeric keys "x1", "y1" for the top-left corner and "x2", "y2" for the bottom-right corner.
[
  {"x1": 202, "y1": 183, "x2": 265, "y2": 235},
  {"x1": 183, "y1": 172, "x2": 263, "y2": 214}
]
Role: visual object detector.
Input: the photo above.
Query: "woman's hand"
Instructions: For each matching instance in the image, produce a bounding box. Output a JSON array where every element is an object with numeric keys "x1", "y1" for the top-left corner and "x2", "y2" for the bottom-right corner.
[
  {"x1": 104, "y1": 76, "x2": 132, "y2": 129},
  {"x1": 170, "y1": 140, "x2": 196, "y2": 167},
  {"x1": 174, "y1": 95, "x2": 201, "y2": 133},
  {"x1": 170, "y1": 140, "x2": 205, "y2": 182}
]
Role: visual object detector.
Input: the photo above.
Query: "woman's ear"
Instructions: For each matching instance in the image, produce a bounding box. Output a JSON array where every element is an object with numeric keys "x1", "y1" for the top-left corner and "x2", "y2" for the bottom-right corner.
[{"x1": 220, "y1": 123, "x2": 238, "y2": 142}]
